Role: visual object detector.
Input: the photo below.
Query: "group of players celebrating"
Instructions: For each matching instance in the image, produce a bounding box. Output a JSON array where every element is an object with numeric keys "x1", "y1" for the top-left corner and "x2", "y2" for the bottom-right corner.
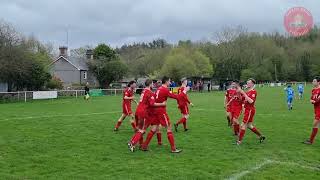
[
  {"x1": 225, "y1": 78, "x2": 266, "y2": 145},
  {"x1": 114, "y1": 77, "x2": 192, "y2": 153},
  {"x1": 113, "y1": 75, "x2": 320, "y2": 153}
]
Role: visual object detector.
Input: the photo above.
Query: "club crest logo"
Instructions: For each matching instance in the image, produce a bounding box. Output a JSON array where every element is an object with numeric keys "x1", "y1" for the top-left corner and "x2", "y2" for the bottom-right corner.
[{"x1": 284, "y1": 7, "x2": 313, "y2": 37}]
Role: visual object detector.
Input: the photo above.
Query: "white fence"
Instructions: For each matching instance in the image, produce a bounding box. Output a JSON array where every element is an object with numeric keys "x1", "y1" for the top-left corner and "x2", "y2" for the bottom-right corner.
[
  {"x1": 0, "y1": 87, "x2": 191, "y2": 103},
  {"x1": 0, "y1": 88, "x2": 180, "y2": 102},
  {"x1": 0, "y1": 82, "x2": 308, "y2": 103}
]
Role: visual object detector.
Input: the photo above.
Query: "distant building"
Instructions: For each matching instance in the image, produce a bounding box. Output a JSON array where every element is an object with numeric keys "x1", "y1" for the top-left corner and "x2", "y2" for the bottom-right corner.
[
  {"x1": 0, "y1": 83, "x2": 8, "y2": 92},
  {"x1": 50, "y1": 47, "x2": 98, "y2": 87}
]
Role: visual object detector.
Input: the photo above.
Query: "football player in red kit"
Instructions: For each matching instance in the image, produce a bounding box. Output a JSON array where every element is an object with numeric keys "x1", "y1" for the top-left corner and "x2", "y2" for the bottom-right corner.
[
  {"x1": 128, "y1": 79, "x2": 166, "y2": 152},
  {"x1": 236, "y1": 78, "x2": 265, "y2": 145},
  {"x1": 142, "y1": 76, "x2": 182, "y2": 153},
  {"x1": 229, "y1": 80, "x2": 243, "y2": 136},
  {"x1": 304, "y1": 77, "x2": 320, "y2": 145},
  {"x1": 174, "y1": 78, "x2": 193, "y2": 132},
  {"x1": 114, "y1": 81, "x2": 138, "y2": 131},
  {"x1": 225, "y1": 82, "x2": 237, "y2": 127}
]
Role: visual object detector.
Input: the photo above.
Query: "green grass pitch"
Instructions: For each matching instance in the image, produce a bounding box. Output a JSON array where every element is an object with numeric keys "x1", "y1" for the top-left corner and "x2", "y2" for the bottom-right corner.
[{"x1": 1, "y1": 86, "x2": 320, "y2": 179}]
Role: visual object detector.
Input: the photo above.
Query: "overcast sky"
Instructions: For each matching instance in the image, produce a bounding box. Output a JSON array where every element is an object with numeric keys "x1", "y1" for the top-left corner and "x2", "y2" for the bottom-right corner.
[{"x1": 0, "y1": 0, "x2": 319, "y2": 49}]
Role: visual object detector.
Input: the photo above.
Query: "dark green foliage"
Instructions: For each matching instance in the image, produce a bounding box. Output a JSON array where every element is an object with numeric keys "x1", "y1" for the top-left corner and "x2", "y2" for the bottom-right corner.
[
  {"x1": 117, "y1": 27, "x2": 320, "y2": 82},
  {"x1": 89, "y1": 44, "x2": 128, "y2": 88},
  {"x1": 93, "y1": 44, "x2": 118, "y2": 61},
  {"x1": 46, "y1": 77, "x2": 63, "y2": 90},
  {"x1": 0, "y1": 21, "x2": 52, "y2": 91}
]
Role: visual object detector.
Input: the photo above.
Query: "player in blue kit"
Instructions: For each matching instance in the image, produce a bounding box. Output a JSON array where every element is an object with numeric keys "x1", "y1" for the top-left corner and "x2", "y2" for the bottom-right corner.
[
  {"x1": 297, "y1": 83, "x2": 304, "y2": 100},
  {"x1": 285, "y1": 84, "x2": 295, "y2": 110}
]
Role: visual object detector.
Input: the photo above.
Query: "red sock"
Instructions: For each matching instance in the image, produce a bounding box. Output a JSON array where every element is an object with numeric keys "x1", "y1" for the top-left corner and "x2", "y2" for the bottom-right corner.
[
  {"x1": 143, "y1": 130, "x2": 155, "y2": 148},
  {"x1": 131, "y1": 122, "x2": 137, "y2": 130},
  {"x1": 139, "y1": 135, "x2": 144, "y2": 145},
  {"x1": 250, "y1": 127, "x2": 261, "y2": 137},
  {"x1": 115, "y1": 121, "x2": 122, "y2": 129},
  {"x1": 176, "y1": 117, "x2": 185, "y2": 125},
  {"x1": 157, "y1": 132, "x2": 162, "y2": 145},
  {"x1": 131, "y1": 132, "x2": 143, "y2": 145},
  {"x1": 233, "y1": 124, "x2": 240, "y2": 135},
  {"x1": 238, "y1": 129, "x2": 246, "y2": 142},
  {"x1": 130, "y1": 132, "x2": 137, "y2": 143},
  {"x1": 183, "y1": 119, "x2": 187, "y2": 129},
  {"x1": 167, "y1": 132, "x2": 176, "y2": 151},
  {"x1": 310, "y1": 128, "x2": 318, "y2": 143}
]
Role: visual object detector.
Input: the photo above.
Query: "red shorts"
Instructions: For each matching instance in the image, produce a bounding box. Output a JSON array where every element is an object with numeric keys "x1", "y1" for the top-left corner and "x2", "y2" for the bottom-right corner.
[
  {"x1": 314, "y1": 108, "x2": 320, "y2": 120},
  {"x1": 135, "y1": 110, "x2": 146, "y2": 120},
  {"x1": 139, "y1": 118, "x2": 151, "y2": 130},
  {"x1": 135, "y1": 111, "x2": 145, "y2": 125},
  {"x1": 135, "y1": 111, "x2": 152, "y2": 130},
  {"x1": 231, "y1": 107, "x2": 242, "y2": 119},
  {"x1": 148, "y1": 115, "x2": 156, "y2": 126},
  {"x1": 243, "y1": 108, "x2": 256, "y2": 123},
  {"x1": 179, "y1": 105, "x2": 189, "y2": 115},
  {"x1": 122, "y1": 103, "x2": 132, "y2": 115},
  {"x1": 154, "y1": 112, "x2": 171, "y2": 127}
]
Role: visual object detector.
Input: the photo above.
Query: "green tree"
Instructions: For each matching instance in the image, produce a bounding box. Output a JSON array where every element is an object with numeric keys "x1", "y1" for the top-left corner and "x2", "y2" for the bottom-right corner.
[
  {"x1": 240, "y1": 69, "x2": 255, "y2": 81},
  {"x1": 191, "y1": 50, "x2": 213, "y2": 77},
  {"x1": 93, "y1": 44, "x2": 117, "y2": 61},
  {"x1": 112, "y1": 26, "x2": 320, "y2": 82},
  {"x1": 160, "y1": 53, "x2": 197, "y2": 81},
  {"x1": 46, "y1": 76, "x2": 63, "y2": 90},
  {"x1": 0, "y1": 22, "x2": 52, "y2": 91},
  {"x1": 160, "y1": 47, "x2": 213, "y2": 81},
  {"x1": 89, "y1": 44, "x2": 128, "y2": 88}
]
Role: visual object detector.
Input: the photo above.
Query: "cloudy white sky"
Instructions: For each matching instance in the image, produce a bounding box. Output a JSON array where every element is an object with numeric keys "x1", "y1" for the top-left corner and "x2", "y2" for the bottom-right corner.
[{"x1": 0, "y1": 0, "x2": 319, "y2": 48}]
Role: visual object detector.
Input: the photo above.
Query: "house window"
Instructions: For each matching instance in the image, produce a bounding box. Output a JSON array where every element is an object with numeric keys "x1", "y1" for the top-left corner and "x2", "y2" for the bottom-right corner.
[{"x1": 83, "y1": 71, "x2": 87, "y2": 80}]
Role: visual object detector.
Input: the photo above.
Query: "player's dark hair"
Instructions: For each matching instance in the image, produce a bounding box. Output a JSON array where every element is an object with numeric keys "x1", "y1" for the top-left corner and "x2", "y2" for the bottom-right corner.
[
  {"x1": 314, "y1": 76, "x2": 320, "y2": 82},
  {"x1": 145, "y1": 79, "x2": 153, "y2": 87},
  {"x1": 127, "y1": 80, "x2": 136, "y2": 87},
  {"x1": 248, "y1": 78, "x2": 256, "y2": 84},
  {"x1": 162, "y1": 76, "x2": 170, "y2": 84},
  {"x1": 233, "y1": 80, "x2": 240, "y2": 84}
]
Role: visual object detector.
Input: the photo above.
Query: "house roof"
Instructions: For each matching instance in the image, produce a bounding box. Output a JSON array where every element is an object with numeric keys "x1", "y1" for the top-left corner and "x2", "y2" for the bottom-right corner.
[
  {"x1": 68, "y1": 56, "x2": 88, "y2": 70},
  {"x1": 51, "y1": 56, "x2": 89, "y2": 71}
]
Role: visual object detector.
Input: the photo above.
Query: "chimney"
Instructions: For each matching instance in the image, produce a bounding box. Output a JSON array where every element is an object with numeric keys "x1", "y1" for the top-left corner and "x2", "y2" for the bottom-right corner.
[
  {"x1": 59, "y1": 46, "x2": 68, "y2": 58},
  {"x1": 86, "y1": 49, "x2": 94, "y2": 60}
]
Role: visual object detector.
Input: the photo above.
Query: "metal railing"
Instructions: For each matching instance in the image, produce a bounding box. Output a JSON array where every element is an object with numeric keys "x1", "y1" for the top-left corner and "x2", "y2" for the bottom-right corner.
[
  {"x1": 0, "y1": 87, "x2": 190, "y2": 103},
  {"x1": 0, "y1": 89, "x2": 140, "y2": 103},
  {"x1": 0, "y1": 82, "x2": 308, "y2": 103}
]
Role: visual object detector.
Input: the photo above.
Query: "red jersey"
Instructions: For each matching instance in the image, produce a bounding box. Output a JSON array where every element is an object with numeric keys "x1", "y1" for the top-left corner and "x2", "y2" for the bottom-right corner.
[
  {"x1": 177, "y1": 87, "x2": 191, "y2": 107},
  {"x1": 225, "y1": 89, "x2": 237, "y2": 106},
  {"x1": 231, "y1": 93, "x2": 243, "y2": 109},
  {"x1": 123, "y1": 87, "x2": 134, "y2": 105},
  {"x1": 136, "y1": 88, "x2": 155, "y2": 113},
  {"x1": 153, "y1": 85, "x2": 178, "y2": 113},
  {"x1": 311, "y1": 87, "x2": 320, "y2": 109},
  {"x1": 243, "y1": 89, "x2": 257, "y2": 109}
]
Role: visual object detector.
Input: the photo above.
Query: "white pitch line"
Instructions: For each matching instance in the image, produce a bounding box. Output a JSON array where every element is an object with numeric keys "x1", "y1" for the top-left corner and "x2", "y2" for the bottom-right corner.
[
  {"x1": 227, "y1": 159, "x2": 320, "y2": 180},
  {"x1": 0, "y1": 111, "x2": 120, "y2": 122},
  {"x1": 227, "y1": 159, "x2": 274, "y2": 180}
]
